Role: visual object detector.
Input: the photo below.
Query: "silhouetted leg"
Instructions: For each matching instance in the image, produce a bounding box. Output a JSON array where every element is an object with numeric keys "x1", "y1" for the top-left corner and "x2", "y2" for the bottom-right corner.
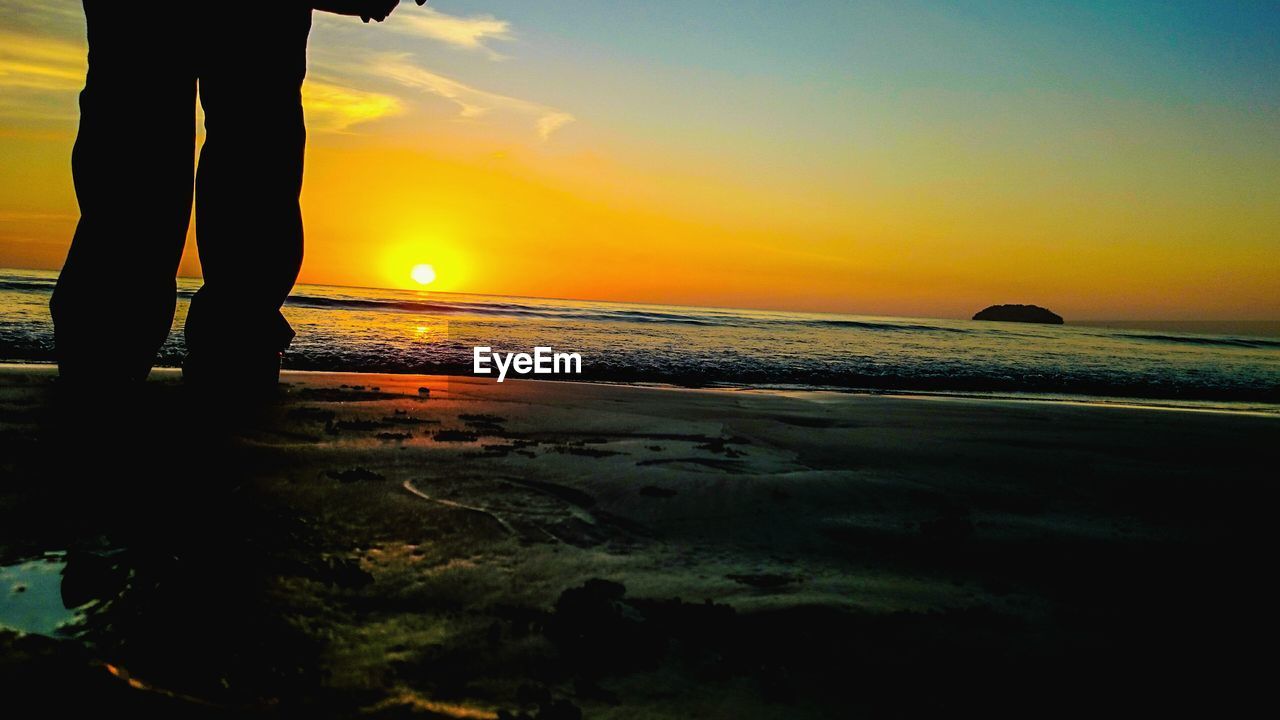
[
  {"x1": 50, "y1": 0, "x2": 197, "y2": 383},
  {"x1": 184, "y1": 5, "x2": 313, "y2": 386}
]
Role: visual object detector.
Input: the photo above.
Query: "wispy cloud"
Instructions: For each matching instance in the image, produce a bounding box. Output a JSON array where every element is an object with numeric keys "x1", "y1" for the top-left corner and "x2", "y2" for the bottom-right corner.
[
  {"x1": 536, "y1": 112, "x2": 576, "y2": 141},
  {"x1": 302, "y1": 79, "x2": 403, "y2": 132},
  {"x1": 0, "y1": 30, "x2": 85, "y2": 92},
  {"x1": 0, "y1": 3, "x2": 574, "y2": 140},
  {"x1": 393, "y1": 6, "x2": 513, "y2": 59},
  {"x1": 373, "y1": 55, "x2": 575, "y2": 140}
]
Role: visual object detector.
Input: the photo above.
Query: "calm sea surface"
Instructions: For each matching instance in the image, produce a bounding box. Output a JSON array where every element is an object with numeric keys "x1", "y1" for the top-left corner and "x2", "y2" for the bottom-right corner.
[{"x1": 2, "y1": 268, "x2": 1277, "y2": 411}]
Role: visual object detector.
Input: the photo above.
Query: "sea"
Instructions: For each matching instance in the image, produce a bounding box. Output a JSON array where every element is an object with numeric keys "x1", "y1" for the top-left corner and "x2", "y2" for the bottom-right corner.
[{"x1": 2, "y1": 268, "x2": 1277, "y2": 413}]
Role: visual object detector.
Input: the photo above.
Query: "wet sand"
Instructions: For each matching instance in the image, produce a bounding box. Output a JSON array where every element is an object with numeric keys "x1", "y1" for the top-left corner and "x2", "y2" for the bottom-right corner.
[{"x1": 0, "y1": 365, "x2": 1274, "y2": 717}]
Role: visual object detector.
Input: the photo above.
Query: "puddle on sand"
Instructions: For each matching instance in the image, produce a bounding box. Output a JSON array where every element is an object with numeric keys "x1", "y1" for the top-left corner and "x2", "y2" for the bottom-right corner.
[{"x1": 0, "y1": 552, "x2": 85, "y2": 636}]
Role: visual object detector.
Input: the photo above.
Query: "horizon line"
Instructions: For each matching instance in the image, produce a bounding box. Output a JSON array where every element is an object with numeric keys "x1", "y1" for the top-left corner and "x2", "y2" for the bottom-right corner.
[{"x1": 1, "y1": 265, "x2": 1278, "y2": 325}]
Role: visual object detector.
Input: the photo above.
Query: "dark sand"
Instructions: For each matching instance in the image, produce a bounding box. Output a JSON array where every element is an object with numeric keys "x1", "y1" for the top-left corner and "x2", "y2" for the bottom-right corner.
[{"x1": 0, "y1": 365, "x2": 1274, "y2": 717}]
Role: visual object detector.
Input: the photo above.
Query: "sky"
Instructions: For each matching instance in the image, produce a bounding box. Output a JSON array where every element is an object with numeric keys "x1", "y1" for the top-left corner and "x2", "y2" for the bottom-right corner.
[{"x1": 0, "y1": 0, "x2": 1277, "y2": 320}]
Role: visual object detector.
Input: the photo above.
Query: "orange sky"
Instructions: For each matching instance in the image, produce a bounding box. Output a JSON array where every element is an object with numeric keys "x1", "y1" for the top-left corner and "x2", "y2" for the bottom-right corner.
[{"x1": 1, "y1": 1, "x2": 1277, "y2": 319}]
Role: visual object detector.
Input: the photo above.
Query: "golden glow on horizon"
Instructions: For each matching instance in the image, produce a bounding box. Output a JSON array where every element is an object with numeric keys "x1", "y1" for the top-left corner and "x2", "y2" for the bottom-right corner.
[{"x1": 410, "y1": 263, "x2": 436, "y2": 286}]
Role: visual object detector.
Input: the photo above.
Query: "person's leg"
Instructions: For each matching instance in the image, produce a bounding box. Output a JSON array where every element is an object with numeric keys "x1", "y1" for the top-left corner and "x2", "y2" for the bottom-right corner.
[
  {"x1": 185, "y1": 4, "x2": 313, "y2": 386},
  {"x1": 50, "y1": 0, "x2": 197, "y2": 383}
]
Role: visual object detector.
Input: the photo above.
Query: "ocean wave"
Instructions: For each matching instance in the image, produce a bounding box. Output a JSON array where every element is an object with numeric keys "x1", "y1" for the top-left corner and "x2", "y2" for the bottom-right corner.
[
  {"x1": 283, "y1": 294, "x2": 725, "y2": 325},
  {"x1": 807, "y1": 319, "x2": 970, "y2": 333},
  {"x1": 283, "y1": 295, "x2": 749, "y2": 326},
  {"x1": 1119, "y1": 333, "x2": 1280, "y2": 350},
  {"x1": 3, "y1": 272, "x2": 971, "y2": 334},
  {"x1": 281, "y1": 293, "x2": 974, "y2": 333},
  {"x1": 3, "y1": 269, "x2": 1276, "y2": 404},
  {"x1": 0, "y1": 278, "x2": 56, "y2": 292},
  {"x1": 2, "y1": 332, "x2": 1276, "y2": 403}
]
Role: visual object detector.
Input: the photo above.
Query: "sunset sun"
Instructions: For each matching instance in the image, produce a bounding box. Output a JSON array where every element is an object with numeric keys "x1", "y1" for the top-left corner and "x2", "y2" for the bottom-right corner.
[{"x1": 410, "y1": 263, "x2": 436, "y2": 286}]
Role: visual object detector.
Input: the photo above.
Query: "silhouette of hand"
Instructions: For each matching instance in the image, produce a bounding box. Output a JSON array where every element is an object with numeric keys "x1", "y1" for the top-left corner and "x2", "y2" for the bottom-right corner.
[{"x1": 312, "y1": 1, "x2": 412, "y2": 23}]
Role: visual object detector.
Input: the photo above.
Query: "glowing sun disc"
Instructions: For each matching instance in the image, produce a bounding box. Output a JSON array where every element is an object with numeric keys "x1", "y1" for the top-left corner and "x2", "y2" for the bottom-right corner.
[{"x1": 411, "y1": 263, "x2": 437, "y2": 286}]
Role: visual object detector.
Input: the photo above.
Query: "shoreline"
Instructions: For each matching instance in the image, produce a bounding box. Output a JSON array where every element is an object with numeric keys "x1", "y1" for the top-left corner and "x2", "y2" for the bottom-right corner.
[{"x1": 3, "y1": 361, "x2": 1277, "y2": 418}]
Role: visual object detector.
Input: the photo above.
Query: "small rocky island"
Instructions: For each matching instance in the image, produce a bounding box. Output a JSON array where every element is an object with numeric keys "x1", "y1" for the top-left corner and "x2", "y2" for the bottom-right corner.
[{"x1": 972, "y1": 304, "x2": 1064, "y2": 325}]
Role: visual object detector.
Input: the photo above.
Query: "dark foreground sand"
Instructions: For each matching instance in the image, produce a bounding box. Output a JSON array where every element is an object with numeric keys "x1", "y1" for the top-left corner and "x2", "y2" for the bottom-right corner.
[{"x1": 0, "y1": 365, "x2": 1274, "y2": 717}]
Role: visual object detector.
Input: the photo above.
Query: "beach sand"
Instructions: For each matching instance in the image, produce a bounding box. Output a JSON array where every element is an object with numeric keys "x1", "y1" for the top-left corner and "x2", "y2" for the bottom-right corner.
[{"x1": 0, "y1": 365, "x2": 1273, "y2": 716}]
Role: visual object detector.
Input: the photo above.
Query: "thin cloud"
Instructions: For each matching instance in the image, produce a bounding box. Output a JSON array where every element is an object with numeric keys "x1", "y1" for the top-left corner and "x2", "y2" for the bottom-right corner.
[
  {"x1": 302, "y1": 79, "x2": 403, "y2": 132},
  {"x1": 536, "y1": 112, "x2": 576, "y2": 142},
  {"x1": 0, "y1": 30, "x2": 86, "y2": 92},
  {"x1": 373, "y1": 55, "x2": 575, "y2": 141},
  {"x1": 393, "y1": 6, "x2": 513, "y2": 59},
  {"x1": 0, "y1": 4, "x2": 569, "y2": 140}
]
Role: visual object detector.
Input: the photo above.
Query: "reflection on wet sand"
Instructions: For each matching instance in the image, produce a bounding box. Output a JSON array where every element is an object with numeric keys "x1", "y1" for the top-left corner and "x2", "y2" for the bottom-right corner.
[
  {"x1": 0, "y1": 553, "x2": 83, "y2": 636},
  {"x1": 0, "y1": 366, "x2": 1273, "y2": 716}
]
